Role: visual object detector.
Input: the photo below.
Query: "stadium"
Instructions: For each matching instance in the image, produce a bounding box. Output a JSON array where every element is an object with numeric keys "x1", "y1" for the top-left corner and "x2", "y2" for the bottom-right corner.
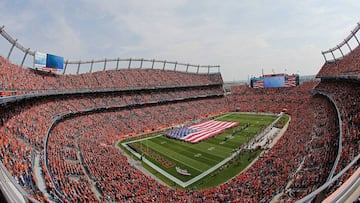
[{"x1": 0, "y1": 13, "x2": 359, "y2": 203}]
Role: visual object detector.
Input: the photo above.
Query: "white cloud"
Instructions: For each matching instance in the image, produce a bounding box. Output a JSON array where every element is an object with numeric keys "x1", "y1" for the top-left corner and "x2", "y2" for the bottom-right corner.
[
  {"x1": 44, "y1": 17, "x2": 83, "y2": 57},
  {"x1": 0, "y1": 0, "x2": 359, "y2": 81}
]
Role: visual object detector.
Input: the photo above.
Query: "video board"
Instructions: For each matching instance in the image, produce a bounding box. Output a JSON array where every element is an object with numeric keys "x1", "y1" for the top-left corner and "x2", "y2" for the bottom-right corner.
[
  {"x1": 250, "y1": 74, "x2": 298, "y2": 88},
  {"x1": 34, "y1": 52, "x2": 64, "y2": 73},
  {"x1": 263, "y1": 76, "x2": 285, "y2": 88}
]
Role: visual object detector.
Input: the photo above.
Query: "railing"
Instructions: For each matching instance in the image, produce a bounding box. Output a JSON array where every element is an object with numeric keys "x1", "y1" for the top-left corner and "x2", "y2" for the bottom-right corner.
[
  {"x1": 313, "y1": 91, "x2": 343, "y2": 182},
  {"x1": 0, "y1": 161, "x2": 28, "y2": 203},
  {"x1": 63, "y1": 58, "x2": 220, "y2": 75},
  {"x1": 0, "y1": 83, "x2": 223, "y2": 106},
  {"x1": 0, "y1": 25, "x2": 220, "y2": 75},
  {"x1": 0, "y1": 26, "x2": 35, "y2": 67},
  {"x1": 321, "y1": 22, "x2": 360, "y2": 62},
  {"x1": 323, "y1": 167, "x2": 360, "y2": 203},
  {"x1": 297, "y1": 154, "x2": 360, "y2": 203},
  {"x1": 43, "y1": 116, "x2": 70, "y2": 203}
]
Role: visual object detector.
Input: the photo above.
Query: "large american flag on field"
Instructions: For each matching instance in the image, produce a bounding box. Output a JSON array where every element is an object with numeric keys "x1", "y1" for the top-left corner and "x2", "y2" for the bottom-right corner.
[
  {"x1": 284, "y1": 75, "x2": 297, "y2": 87},
  {"x1": 165, "y1": 120, "x2": 239, "y2": 143}
]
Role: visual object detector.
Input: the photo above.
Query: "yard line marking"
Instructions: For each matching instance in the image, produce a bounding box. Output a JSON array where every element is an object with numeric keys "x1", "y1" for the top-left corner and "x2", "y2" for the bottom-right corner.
[
  {"x1": 194, "y1": 153, "x2": 202, "y2": 157},
  {"x1": 168, "y1": 152, "x2": 203, "y2": 172}
]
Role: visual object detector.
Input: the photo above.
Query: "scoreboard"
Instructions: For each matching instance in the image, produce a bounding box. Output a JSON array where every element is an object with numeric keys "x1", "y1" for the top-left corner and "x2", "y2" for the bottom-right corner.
[
  {"x1": 250, "y1": 74, "x2": 299, "y2": 88},
  {"x1": 34, "y1": 52, "x2": 64, "y2": 73}
]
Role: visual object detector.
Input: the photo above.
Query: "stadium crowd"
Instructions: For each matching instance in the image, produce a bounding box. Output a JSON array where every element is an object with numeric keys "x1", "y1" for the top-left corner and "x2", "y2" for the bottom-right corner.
[
  {"x1": 312, "y1": 37, "x2": 360, "y2": 196},
  {"x1": 36, "y1": 80, "x2": 336, "y2": 202},
  {"x1": 228, "y1": 80, "x2": 318, "y2": 114},
  {"x1": 45, "y1": 97, "x2": 227, "y2": 202},
  {"x1": 314, "y1": 79, "x2": 360, "y2": 195},
  {"x1": 279, "y1": 95, "x2": 339, "y2": 201},
  {"x1": 227, "y1": 82, "x2": 340, "y2": 202},
  {"x1": 0, "y1": 56, "x2": 223, "y2": 93},
  {"x1": 0, "y1": 56, "x2": 229, "y2": 202},
  {"x1": 317, "y1": 46, "x2": 360, "y2": 77},
  {"x1": 0, "y1": 40, "x2": 359, "y2": 202}
]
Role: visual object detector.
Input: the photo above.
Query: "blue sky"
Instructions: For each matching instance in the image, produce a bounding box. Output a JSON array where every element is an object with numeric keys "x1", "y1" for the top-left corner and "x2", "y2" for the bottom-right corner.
[{"x1": 0, "y1": 0, "x2": 359, "y2": 81}]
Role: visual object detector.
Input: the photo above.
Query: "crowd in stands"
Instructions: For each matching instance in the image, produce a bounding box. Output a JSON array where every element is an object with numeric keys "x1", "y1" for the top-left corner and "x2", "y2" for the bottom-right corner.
[
  {"x1": 228, "y1": 81, "x2": 318, "y2": 114},
  {"x1": 0, "y1": 56, "x2": 223, "y2": 93},
  {"x1": 46, "y1": 97, "x2": 227, "y2": 202},
  {"x1": 317, "y1": 46, "x2": 360, "y2": 77},
  {"x1": 0, "y1": 51, "x2": 359, "y2": 202},
  {"x1": 314, "y1": 31, "x2": 360, "y2": 198},
  {"x1": 34, "y1": 80, "x2": 337, "y2": 202},
  {"x1": 0, "y1": 56, "x2": 227, "y2": 202},
  {"x1": 229, "y1": 77, "x2": 359, "y2": 201},
  {"x1": 227, "y1": 82, "x2": 340, "y2": 202},
  {"x1": 279, "y1": 95, "x2": 339, "y2": 201},
  {"x1": 0, "y1": 104, "x2": 45, "y2": 200},
  {"x1": 314, "y1": 79, "x2": 360, "y2": 195}
]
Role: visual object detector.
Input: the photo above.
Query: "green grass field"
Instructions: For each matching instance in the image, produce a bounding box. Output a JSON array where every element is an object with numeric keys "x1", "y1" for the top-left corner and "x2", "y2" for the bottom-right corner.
[{"x1": 120, "y1": 113, "x2": 279, "y2": 189}]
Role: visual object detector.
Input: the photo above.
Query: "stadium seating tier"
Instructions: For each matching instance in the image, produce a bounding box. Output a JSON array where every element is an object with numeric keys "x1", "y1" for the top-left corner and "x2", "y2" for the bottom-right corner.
[{"x1": 0, "y1": 41, "x2": 359, "y2": 202}]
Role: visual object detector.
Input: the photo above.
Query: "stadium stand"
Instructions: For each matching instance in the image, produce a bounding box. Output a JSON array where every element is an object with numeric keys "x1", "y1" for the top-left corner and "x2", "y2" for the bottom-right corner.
[
  {"x1": 0, "y1": 22, "x2": 359, "y2": 202},
  {"x1": 296, "y1": 23, "x2": 360, "y2": 201},
  {"x1": 0, "y1": 56, "x2": 223, "y2": 93},
  {"x1": 0, "y1": 55, "x2": 229, "y2": 202},
  {"x1": 312, "y1": 79, "x2": 360, "y2": 198},
  {"x1": 227, "y1": 82, "x2": 340, "y2": 202},
  {"x1": 317, "y1": 46, "x2": 360, "y2": 77}
]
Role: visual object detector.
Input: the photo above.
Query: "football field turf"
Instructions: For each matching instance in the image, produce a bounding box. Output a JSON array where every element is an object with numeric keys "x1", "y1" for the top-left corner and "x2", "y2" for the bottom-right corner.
[{"x1": 121, "y1": 113, "x2": 279, "y2": 189}]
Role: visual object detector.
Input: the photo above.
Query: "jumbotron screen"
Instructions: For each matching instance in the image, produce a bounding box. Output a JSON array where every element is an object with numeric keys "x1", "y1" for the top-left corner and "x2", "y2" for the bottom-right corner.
[
  {"x1": 263, "y1": 76, "x2": 285, "y2": 88},
  {"x1": 34, "y1": 52, "x2": 64, "y2": 73},
  {"x1": 250, "y1": 74, "x2": 298, "y2": 88},
  {"x1": 46, "y1": 54, "x2": 64, "y2": 70}
]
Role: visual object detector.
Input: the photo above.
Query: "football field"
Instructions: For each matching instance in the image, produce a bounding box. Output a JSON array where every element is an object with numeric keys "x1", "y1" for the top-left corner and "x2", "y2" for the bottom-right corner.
[{"x1": 121, "y1": 112, "x2": 280, "y2": 189}]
